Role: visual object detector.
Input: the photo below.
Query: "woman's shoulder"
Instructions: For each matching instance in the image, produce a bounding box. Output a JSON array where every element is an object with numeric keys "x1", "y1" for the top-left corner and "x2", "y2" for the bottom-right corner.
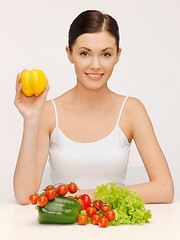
[
  {"x1": 114, "y1": 93, "x2": 145, "y2": 110},
  {"x1": 116, "y1": 94, "x2": 148, "y2": 125},
  {"x1": 122, "y1": 96, "x2": 151, "y2": 132},
  {"x1": 126, "y1": 96, "x2": 145, "y2": 109},
  {"x1": 42, "y1": 91, "x2": 73, "y2": 135},
  {"x1": 49, "y1": 88, "x2": 75, "y2": 107},
  {"x1": 122, "y1": 95, "x2": 148, "y2": 121},
  {"x1": 44, "y1": 89, "x2": 71, "y2": 108},
  {"x1": 126, "y1": 96, "x2": 148, "y2": 117},
  {"x1": 39, "y1": 100, "x2": 56, "y2": 136},
  {"x1": 112, "y1": 93, "x2": 147, "y2": 117}
]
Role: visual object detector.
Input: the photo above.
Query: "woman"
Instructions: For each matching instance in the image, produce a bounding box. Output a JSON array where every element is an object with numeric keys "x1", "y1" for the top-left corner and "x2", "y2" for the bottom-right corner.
[{"x1": 13, "y1": 10, "x2": 174, "y2": 205}]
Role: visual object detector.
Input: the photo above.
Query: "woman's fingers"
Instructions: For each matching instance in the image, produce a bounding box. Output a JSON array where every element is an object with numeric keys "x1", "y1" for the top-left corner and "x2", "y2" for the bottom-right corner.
[
  {"x1": 41, "y1": 78, "x2": 50, "y2": 100},
  {"x1": 46, "y1": 78, "x2": 50, "y2": 92},
  {"x1": 21, "y1": 68, "x2": 27, "y2": 73},
  {"x1": 16, "y1": 69, "x2": 27, "y2": 91},
  {"x1": 16, "y1": 72, "x2": 21, "y2": 91},
  {"x1": 14, "y1": 82, "x2": 22, "y2": 107}
]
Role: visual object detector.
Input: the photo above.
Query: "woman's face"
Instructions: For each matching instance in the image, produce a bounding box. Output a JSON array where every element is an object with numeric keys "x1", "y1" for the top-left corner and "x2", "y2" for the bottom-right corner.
[{"x1": 66, "y1": 30, "x2": 121, "y2": 90}]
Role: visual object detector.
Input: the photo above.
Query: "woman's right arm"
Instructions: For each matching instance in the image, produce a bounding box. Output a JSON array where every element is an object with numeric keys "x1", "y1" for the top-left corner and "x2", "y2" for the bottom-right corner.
[{"x1": 13, "y1": 70, "x2": 50, "y2": 205}]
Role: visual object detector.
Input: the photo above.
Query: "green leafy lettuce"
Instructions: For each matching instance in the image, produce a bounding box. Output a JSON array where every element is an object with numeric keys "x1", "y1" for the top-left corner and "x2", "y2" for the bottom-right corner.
[{"x1": 93, "y1": 182, "x2": 152, "y2": 225}]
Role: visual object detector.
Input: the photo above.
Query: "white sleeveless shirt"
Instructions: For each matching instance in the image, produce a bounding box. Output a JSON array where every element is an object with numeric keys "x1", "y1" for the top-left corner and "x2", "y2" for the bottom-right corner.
[{"x1": 48, "y1": 96, "x2": 131, "y2": 189}]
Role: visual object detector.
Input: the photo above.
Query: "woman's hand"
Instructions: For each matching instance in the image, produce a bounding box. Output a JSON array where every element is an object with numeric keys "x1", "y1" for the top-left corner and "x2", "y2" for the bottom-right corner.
[{"x1": 14, "y1": 69, "x2": 50, "y2": 121}]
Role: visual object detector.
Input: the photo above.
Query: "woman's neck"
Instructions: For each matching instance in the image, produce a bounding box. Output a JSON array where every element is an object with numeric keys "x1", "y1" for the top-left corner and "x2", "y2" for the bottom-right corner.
[{"x1": 72, "y1": 83, "x2": 113, "y2": 110}]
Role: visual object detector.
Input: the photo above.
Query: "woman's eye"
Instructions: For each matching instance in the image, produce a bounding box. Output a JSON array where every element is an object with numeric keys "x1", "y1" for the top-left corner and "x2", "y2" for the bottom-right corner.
[
  {"x1": 80, "y1": 52, "x2": 88, "y2": 56},
  {"x1": 103, "y1": 53, "x2": 111, "y2": 57}
]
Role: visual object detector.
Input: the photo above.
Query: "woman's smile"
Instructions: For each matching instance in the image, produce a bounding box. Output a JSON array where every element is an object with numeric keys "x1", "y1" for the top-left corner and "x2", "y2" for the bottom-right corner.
[{"x1": 85, "y1": 73, "x2": 104, "y2": 80}]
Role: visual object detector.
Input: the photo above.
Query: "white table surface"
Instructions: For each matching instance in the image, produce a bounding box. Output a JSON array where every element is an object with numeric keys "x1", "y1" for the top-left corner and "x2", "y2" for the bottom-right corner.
[{"x1": 0, "y1": 200, "x2": 179, "y2": 240}]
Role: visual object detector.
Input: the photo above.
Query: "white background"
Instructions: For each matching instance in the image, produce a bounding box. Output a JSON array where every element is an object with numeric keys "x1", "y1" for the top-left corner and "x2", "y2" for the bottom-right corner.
[{"x1": 0, "y1": 0, "x2": 179, "y2": 200}]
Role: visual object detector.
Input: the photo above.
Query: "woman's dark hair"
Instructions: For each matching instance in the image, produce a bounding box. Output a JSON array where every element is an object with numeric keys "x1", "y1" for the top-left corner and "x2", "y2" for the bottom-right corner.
[{"x1": 68, "y1": 10, "x2": 120, "y2": 52}]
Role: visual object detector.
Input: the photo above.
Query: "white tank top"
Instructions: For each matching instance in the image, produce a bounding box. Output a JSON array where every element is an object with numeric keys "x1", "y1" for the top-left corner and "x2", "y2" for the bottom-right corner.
[{"x1": 48, "y1": 96, "x2": 131, "y2": 189}]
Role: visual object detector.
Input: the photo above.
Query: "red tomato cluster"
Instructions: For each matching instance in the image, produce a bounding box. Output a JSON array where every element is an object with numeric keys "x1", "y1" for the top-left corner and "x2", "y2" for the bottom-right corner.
[
  {"x1": 78, "y1": 200, "x2": 115, "y2": 228},
  {"x1": 29, "y1": 183, "x2": 78, "y2": 207},
  {"x1": 69, "y1": 194, "x2": 91, "y2": 210}
]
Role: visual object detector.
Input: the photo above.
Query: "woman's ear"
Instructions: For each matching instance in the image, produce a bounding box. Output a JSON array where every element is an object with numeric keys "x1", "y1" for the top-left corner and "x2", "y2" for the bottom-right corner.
[
  {"x1": 66, "y1": 46, "x2": 74, "y2": 64},
  {"x1": 115, "y1": 47, "x2": 122, "y2": 65}
]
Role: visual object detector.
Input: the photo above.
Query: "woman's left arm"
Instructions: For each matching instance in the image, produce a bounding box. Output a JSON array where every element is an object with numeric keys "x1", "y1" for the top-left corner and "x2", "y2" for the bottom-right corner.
[{"x1": 125, "y1": 97, "x2": 174, "y2": 204}]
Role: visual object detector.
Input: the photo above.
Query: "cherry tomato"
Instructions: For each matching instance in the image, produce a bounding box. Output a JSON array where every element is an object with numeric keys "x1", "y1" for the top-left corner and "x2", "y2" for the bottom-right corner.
[
  {"x1": 98, "y1": 216, "x2": 109, "y2": 227},
  {"x1": 76, "y1": 198, "x2": 87, "y2": 210},
  {"x1": 45, "y1": 189, "x2": 56, "y2": 200},
  {"x1": 105, "y1": 210, "x2": 116, "y2": 221},
  {"x1": 37, "y1": 195, "x2": 48, "y2": 207},
  {"x1": 92, "y1": 214, "x2": 102, "y2": 225},
  {"x1": 81, "y1": 194, "x2": 91, "y2": 206},
  {"x1": 56, "y1": 185, "x2": 68, "y2": 196},
  {"x1": 100, "y1": 205, "x2": 111, "y2": 212},
  {"x1": 86, "y1": 206, "x2": 97, "y2": 217},
  {"x1": 67, "y1": 183, "x2": 78, "y2": 193},
  {"x1": 93, "y1": 200, "x2": 103, "y2": 210},
  {"x1": 29, "y1": 194, "x2": 38, "y2": 205},
  {"x1": 78, "y1": 214, "x2": 88, "y2": 225},
  {"x1": 45, "y1": 185, "x2": 55, "y2": 190}
]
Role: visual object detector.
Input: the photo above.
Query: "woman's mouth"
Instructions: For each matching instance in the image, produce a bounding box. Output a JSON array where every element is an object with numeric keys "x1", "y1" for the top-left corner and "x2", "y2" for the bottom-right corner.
[{"x1": 85, "y1": 73, "x2": 104, "y2": 80}]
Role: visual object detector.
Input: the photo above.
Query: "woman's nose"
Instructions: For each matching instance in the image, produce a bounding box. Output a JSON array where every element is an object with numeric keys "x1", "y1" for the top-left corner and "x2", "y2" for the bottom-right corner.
[{"x1": 89, "y1": 56, "x2": 101, "y2": 70}]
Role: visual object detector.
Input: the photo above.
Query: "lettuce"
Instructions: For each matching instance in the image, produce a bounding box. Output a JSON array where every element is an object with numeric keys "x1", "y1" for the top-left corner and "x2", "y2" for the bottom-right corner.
[{"x1": 93, "y1": 182, "x2": 152, "y2": 225}]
